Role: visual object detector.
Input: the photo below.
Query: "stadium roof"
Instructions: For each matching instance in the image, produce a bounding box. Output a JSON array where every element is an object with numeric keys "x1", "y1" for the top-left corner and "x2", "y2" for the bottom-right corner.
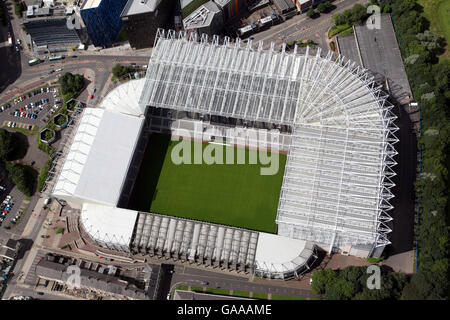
[
  {"x1": 139, "y1": 29, "x2": 398, "y2": 251},
  {"x1": 80, "y1": 203, "x2": 139, "y2": 249},
  {"x1": 99, "y1": 78, "x2": 147, "y2": 117},
  {"x1": 254, "y1": 233, "x2": 315, "y2": 277},
  {"x1": 53, "y1": 108, "x2": 144, "y2": 206}
]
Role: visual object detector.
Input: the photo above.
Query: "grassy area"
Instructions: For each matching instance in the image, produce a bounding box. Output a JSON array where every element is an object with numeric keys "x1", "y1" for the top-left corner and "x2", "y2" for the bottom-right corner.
[
  {"x1": 252, "y1": 292, "x2": 268, "y2": 299},
  {"x1": 1, "y1": 126, "x2": 35, "y2": 136},
  {"x1": 270, "y1": 294, "x2": 306, "y2": 300},
  {"x1": 232, "y1": 290, "x2": 250, "y2": 298},
  {"x1": 418, "y1": 0, "x2": 450, "y2": 60},
  {"x1": 38, "y1": 159, "x2": 53, "y2": 192},
  {"x1": 328, "y1": 24, "x2": 352, "y2": 38},
  {"x1": 128, "y1": 134, "x2": 286, "y2": 233},
  {"x1": 182, "y1": 0, "x2": 208, "y2": 18},
  {"x1": 175, "y1": 287, "x2": 310, "y2": 300},
  {"x1": 204, "y1": 288, "x2": 230, "y2": 295},
  {"x1": 176, "y1": 286, "x2": 188, "y2": 291}
]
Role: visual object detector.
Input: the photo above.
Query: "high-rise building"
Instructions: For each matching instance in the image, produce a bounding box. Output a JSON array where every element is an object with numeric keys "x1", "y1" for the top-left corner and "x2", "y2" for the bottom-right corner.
[
  {"x1": 80, "y1": 0, "x2": 128, "y2": 48},
  {"x1": 120, "y1": 0, "x2": 175, "y2": 49}
]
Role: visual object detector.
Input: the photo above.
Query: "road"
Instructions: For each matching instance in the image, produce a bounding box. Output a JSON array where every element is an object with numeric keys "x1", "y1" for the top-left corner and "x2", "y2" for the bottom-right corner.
[
  {"x1": 250, "y1": 0, "x2": 365, "y2": 51},
  {"x1": 169, "y1": 267, "x2": 317, "y2": 299}
]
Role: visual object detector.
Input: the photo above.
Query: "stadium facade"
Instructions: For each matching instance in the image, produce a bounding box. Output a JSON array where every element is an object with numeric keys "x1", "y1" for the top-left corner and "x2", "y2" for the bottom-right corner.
[{"x1": 49, "y1": 29, "x2": 398, "y2": 279}]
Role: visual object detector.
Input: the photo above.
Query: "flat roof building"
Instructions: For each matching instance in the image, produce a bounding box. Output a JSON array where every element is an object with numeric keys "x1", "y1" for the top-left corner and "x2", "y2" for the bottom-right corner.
[
  {"x1": 120, "y1": 0, "x2": 174, "y2": 49},
  {"x1": 183, "y1": 1, "x2": 224, "y2": 38}
]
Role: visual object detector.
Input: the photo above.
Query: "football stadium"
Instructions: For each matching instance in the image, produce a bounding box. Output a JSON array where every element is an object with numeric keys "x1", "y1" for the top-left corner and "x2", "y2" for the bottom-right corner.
[{"x1": 47, "y1": 29, "x2": 398, "y2": 279}]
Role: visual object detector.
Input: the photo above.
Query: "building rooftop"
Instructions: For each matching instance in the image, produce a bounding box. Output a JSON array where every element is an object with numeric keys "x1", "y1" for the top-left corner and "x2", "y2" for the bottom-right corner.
[
  {"x1": 52, "y1": 107, "x2": 144, "y2": 206},
  {"x1": 183, "y1": 1, "x2": 220, "y2": 30},
  {"x1": 35, "y1": 260, "x2": 148, "y2": 299},
  {"x1": 213, "y1": 0, "x2": 232, "y2": 7},
  {"x1": 81, "y1": 0, "x2": 102, "y2": 10},
  {"x1": 121, "y1": 0, "x2": 161, "y2": 17},
  {"x1": 80, "y1": 203, "x2": 139, "y2": 250}
]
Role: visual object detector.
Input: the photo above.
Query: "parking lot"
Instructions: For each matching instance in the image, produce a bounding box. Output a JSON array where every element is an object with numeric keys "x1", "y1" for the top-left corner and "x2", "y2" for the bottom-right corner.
[
  {"x1": 0, "y1": 181, "x2": 29, "y2": 232},
  {"x1": 0, "y1": 86, "x2": 62, "y2": 130}
]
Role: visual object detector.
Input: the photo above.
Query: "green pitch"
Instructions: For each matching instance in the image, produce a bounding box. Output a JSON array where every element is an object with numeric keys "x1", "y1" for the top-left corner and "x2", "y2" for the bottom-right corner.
[{"x1": 128, "y1": 134, "x2": 286, "y2": 233}]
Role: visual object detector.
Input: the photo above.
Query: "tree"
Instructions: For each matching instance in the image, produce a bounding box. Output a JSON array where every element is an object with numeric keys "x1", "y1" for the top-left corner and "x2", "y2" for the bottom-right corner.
[
  {"x1": 112, "y1": 64, "x2": 135, "y2": 79},
  {"x1": 416, "y1": 31, "x2": 444, "y2": 54},
  {"x1": 317, "y1": 3, "x2": 327, "y2": 13},
  {"x1": 392, "y1": 0, "x2": 416, "y2": 16},
  {"x1": 324, "y1": 277, "x2": 355, "y2": 300},
  {"x1": 7, "y1": 163, "x2": 35, "y2": 197},
  {"x1": 0, "y1": 129, "x2": 15, "y2": 160},
  {"x1": 59, "y1": 72, "x2": 84, "y2": 96},
  {"x1": 310, "y1": 269, "x2": 338, "y2": 294},
  {"x1": 306, "y1": 9, "x2": 316, "y2": 19}
]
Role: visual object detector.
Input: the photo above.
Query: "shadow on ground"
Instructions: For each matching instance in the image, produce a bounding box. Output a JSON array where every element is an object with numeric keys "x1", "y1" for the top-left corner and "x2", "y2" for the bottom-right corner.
[{"x1": 126, "y1": 133, "x2": 171, "y2": 211}]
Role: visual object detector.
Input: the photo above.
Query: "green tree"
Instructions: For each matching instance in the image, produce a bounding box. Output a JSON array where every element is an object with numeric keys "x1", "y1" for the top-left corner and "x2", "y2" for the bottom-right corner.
[
  {"x1": 306, "y1": 9, "x2": 316, "y2": 19},
  {"x1": 317, "y1": 3, "x2": 327, "y2": 13},
  {"x1": 0, "y1": 129, "x2": 15, "y2": 160},
  {"x1": 7, "y1": 163, "x2": 35, "y2": 197},
  {"x1": 325, "y1": 277, "x2": 355, "y2": 300},
  {"x1": 416, "y1": 31, "x2": 444, "y2": 54},
  {"x1": 112, "y1": 64, "x2": 135, "y2": 79},
  {"x1": 310, "y1": 269, "x2": 338, "y2": 294},
  {"x1": 59, "y1": 73, "x2": 84, "y2": 96}
]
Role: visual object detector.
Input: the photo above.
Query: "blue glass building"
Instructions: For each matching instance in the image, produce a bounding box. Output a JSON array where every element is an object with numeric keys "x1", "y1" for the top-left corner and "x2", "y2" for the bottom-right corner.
[{"x1": 80, "y1": 0, "x2": 129, "y2": 48}]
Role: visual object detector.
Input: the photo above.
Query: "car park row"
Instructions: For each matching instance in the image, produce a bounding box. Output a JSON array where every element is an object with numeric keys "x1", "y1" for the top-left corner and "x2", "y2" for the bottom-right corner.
[
  {"x1": 0, "y1": 195, "x2": 15, "y2": 226},
  {"x1": 1, "y1": 87, "x2": 61, "y2": 128}
]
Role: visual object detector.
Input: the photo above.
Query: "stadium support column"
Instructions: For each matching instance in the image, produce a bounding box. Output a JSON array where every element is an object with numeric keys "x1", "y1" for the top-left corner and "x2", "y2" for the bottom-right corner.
[{"x1": 328, "y1": 231, "x2": 336, "y2": 256}]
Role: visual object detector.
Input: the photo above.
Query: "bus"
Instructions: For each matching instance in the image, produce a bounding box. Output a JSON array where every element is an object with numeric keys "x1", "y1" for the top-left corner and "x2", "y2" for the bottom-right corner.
[
  {"x1": 28, "y1": 58, "x2": 41, "y2": 66},
  {"x1": 49, "y1": 55, "x2": 64, "y2": 61}
]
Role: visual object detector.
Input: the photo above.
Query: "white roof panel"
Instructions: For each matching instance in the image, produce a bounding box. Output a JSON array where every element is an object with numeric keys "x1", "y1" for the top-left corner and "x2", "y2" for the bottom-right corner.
[
  {"x1": 81, "y1": 203, "x2": 138, "y2": 247},
  {"x1": 53, "y1": 108, "x2": 144, "y2": 206},
  {"x1": 255, "y1": 233, "x2": 313, "y2": 275},
  {"x1": 99, "y1": 79, "x2": 146, "y2": 117}
]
